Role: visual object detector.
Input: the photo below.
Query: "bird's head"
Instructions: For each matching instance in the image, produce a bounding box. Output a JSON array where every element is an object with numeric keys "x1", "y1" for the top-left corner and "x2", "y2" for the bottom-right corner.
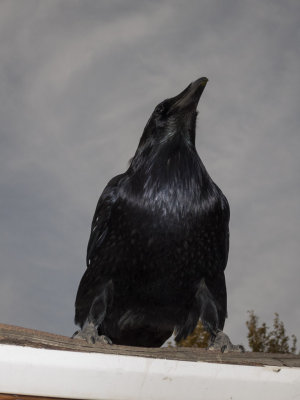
[{"x1": 138, "y1": 77, "x2": 208, "y2": 148}]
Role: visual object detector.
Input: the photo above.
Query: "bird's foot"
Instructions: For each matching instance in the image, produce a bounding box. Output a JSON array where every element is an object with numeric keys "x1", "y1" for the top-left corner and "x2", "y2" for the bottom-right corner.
[
  {"x1": 208, "y1": 330, "x2": 245, "y2": 353},
  {"x1": 72, "y1": 322, "x2": 112, "y2": 345}
]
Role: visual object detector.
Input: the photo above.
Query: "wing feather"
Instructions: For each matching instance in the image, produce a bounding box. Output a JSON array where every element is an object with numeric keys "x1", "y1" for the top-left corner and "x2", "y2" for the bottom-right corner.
[{"x1": 86, "y1": 174, "x2": 124, "y2": 268}]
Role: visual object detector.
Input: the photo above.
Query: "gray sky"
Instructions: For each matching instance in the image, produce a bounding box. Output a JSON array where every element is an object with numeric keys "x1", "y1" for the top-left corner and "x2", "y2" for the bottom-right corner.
[{"x1": 0, "y1": 0, "x2": 299, "y2": 348}]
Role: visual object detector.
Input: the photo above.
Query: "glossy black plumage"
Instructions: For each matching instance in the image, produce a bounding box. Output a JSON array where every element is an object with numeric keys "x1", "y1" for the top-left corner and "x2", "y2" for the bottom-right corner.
[{"x1": 74, "y1": 78, "x2": 230, "y2": 347}]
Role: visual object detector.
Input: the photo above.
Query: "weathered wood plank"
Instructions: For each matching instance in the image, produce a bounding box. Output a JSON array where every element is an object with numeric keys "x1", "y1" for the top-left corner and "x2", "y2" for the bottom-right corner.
[
  {"x1": 0, "y1": 394, "x2": 67, "y2": 400},
  {"x1": 0, "y1": 323, "x2": 299, "y2": 367}
]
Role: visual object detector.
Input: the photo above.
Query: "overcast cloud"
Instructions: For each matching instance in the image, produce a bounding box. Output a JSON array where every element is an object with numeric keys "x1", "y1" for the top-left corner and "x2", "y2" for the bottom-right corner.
[{"x1": 0, "y1": 0, "x2": 299, "y2": 347}]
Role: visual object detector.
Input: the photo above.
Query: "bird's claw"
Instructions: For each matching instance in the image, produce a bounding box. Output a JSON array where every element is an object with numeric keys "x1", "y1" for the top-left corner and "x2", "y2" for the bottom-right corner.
[
  {"x1": 208, "y1": 331, "x2": 245, "y2": 353},
  {"x1": 72, "y1": 322, "x2": 113, "y2": 345},
  {"x1": 221, "y1": 343, "x2": 245, "y2": 353},
  {"x1": 97, "y1": 334, "x2": 113, "y2": 345}
]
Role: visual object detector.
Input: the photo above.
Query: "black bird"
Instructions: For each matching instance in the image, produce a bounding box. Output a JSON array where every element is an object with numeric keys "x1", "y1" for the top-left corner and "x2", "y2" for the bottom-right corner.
[{"x1": 73, "y1": 77, "x2": 243, "y2": 351}]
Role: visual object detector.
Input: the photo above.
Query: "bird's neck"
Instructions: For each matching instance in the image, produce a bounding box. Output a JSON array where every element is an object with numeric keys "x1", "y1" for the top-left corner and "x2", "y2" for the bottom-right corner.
[{"x1": 125, "y1": 140, "x2": 213, "y2": 218}]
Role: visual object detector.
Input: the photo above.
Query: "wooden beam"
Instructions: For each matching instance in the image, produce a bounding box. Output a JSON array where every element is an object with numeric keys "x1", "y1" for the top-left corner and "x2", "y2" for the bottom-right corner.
[
  {"x1": 0, "y1": 394, "x2": 67, "y2": 400},
  {"x1": 0, "y1": 323, "x2": 299, "y2": 367}
]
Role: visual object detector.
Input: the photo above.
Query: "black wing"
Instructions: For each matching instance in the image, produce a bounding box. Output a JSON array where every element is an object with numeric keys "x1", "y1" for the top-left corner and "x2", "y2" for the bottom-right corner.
[
  {"x1": 219, "y1": 194, "x2": 230, "y2": 272},
  {"x1": 194, "y1": 189, "x2": 230, "y2": 336},
  {"x1": 75, "y1": 173, "x2": 124, "y2": 328},
  {"x1": 86, "y1": 173, "x2": 125, "y2": 268}
]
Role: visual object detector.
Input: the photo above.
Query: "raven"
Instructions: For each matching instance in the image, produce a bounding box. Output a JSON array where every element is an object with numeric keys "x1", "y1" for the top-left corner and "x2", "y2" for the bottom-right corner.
[{"x1": 73, "y1": 77, "x2": 243, "y2": 351}]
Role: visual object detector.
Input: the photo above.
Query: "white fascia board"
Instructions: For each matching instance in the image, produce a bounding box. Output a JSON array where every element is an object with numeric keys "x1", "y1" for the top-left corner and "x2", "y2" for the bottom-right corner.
[{"x1": 0, "y1": 344, "x2": 299, "y2": 400}]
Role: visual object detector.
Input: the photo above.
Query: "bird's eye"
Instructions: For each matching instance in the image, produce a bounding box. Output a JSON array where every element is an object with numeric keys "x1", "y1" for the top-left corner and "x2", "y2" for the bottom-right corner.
[{"x1": 155, "y1": 104, "x2": 165, "y2": 114}]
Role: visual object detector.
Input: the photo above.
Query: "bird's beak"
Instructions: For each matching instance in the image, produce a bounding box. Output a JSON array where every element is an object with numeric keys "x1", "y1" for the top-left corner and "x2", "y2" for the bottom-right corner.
[{"x1": 170, "y1": 77, "x2": 208, "y2": 113}]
